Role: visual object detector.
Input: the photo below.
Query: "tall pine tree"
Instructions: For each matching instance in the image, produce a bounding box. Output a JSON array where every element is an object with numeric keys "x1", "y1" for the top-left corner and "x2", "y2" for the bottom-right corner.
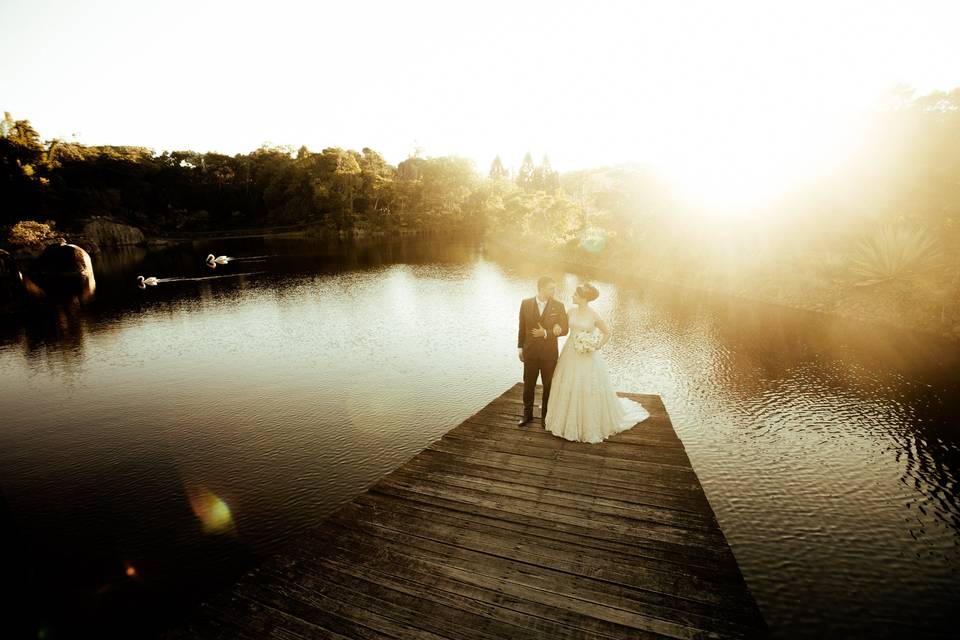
[
  {"x1": 516, "y1": 152, "x2": 535, "y2": 191},
  {"x1": 488, "y1": 155, "x2": 508, "y2": 180},
  {"x1": 539, "y1": 153, "x2": 560, "y2": 193}
]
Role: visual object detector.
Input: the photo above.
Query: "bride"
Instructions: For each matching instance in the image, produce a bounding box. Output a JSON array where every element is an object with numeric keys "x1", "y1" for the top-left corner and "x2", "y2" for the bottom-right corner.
[{"x1": 544, "y1": 283, "x2": 650, "y2": 443}]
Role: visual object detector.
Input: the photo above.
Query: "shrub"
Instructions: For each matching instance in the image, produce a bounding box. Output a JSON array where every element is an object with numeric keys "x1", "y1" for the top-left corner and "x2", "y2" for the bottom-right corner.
[
  {"x1": 4, "y1": 219, "x2": 65, "y2": 249},
  {"x1": 848, "y1": 225, "x2": 941, "y2": 286}
]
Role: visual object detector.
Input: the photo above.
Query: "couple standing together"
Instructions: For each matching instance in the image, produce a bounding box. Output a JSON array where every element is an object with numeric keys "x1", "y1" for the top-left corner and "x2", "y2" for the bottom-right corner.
[{"x1": 517, "y1": 276, "x2": 649, "y2": 443}]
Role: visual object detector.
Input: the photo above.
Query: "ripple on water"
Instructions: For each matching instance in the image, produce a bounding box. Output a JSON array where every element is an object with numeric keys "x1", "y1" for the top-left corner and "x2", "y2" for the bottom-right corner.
[{"x1": 0, "y1": 238, "x2": 959, "y2": 638}]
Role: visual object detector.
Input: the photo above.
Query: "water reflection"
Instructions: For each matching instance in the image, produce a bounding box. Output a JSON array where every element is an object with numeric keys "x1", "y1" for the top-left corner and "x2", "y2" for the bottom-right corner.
[
  {"x1": 6, "y1": 296, "x2": 93, "y2": 378},
  {"x1": 0, "y1": 235, "x2": 958, "y2": 638},
  {"x1": 91, "y1": 245, "x2": 148, "y2": 276},
  {"x1": 492, "y1": 249, "x2": 960, "y2": 638}
]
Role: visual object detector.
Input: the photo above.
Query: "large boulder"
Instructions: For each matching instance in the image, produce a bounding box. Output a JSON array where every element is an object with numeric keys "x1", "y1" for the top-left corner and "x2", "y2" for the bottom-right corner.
[
  {"x1": 82, "y1": 218, "x2": 146, "y2": 247},
  {"x1": 0, "y1": 249, "x2": 25, "y2": 312},
  {"x1": 0, "y1": 249, "x2": 20, "y2": 279},
  {"x1": 29, "y1": 241, "x2": 96, "y2": 285}
]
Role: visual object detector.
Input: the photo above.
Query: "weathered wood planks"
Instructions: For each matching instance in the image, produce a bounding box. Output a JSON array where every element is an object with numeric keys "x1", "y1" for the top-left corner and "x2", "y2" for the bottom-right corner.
[{"x1": 165, "y1": 383, "x2": 769, "y2": 639}]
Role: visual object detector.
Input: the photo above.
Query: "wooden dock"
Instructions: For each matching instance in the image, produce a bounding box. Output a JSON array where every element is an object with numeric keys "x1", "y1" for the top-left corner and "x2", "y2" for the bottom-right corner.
[{"x1": 165, "y1": 383, "x2": 769, "y2": 639}]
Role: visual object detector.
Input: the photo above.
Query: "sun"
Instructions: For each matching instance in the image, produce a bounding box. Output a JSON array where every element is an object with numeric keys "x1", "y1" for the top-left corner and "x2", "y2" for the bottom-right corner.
[
  {"x1": 645, "y1": 106, "x2": 864, "y2": 220},
  {"x1": 659, "y1": 149, "x2": 793, "y2": 212}
]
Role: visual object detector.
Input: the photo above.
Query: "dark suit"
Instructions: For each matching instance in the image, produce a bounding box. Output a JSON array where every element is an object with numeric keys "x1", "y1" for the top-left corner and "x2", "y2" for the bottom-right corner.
[{"x1": 518, "y1": 296, "x2": 569, "y2": 420}]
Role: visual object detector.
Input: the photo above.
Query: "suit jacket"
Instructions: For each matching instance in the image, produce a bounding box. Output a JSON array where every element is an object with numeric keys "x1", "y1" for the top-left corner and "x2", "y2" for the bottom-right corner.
[{"x1": 518, "y1": 296, "x2": 569, "y2": 361}]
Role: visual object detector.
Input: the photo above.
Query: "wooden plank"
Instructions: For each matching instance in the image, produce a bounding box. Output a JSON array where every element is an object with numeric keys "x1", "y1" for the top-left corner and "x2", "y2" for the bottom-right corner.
[
  {"x1": 469, "y1": 408, "x2": 680, "y2": 444},
  {"x1": 309, "y1": 524, "x2": 760, "y2": 639},
  {"x1": 458, "y1": 410, "x2": 686, "y2": 445},
  {"x1": 409, "y1": 445, "x2": 708, "y2": 500},
  {"x1": 330, "y1": 499, "x2": 753, "y2": 609},
  {"x1": 404, "y1": 449, "x2": 714, "y2": 515},
  {"x1": 460, "y1": 415, "x2": 688, "y2": 451},
  {"x1": 163, "y1": 383, "x2": 769, "y2": 639},
  {"x1": 255, "y1": 557, "x2": 593, "y2": 640},
  {"x1": 298, "y1": 540, "x2": 668, "y2": 640},
  {"x1": 351, "y1": 492, "x2": 738, "y2": 578},
  {"x1": 372, "y1": 474, "x2": 729, "y2": 553},
  {"x1": 240, "y1": 565, "x2": 504, "y2": 640},
  {"x1": 426, "y1": 437, "x2": 704, "y2": 486},
  {"x1": 381, "y1": 464, "x2": 720, "y2": 535},
  {"x1": 447, "y1": 421, "x2": 694, "y2": 467},
  {"x1": 364, "y1": 483, "x2": 737, "y2": 572}
]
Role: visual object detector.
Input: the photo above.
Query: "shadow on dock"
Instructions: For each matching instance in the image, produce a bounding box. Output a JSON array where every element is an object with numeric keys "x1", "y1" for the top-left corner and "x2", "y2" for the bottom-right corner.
[{"x1": 165, "y1": 383, "x2": 769, "y2": 639}]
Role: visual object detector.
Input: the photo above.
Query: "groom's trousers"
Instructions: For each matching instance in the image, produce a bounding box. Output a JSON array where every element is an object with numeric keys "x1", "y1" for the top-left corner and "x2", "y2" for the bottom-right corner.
[{"x1": 523, "y1": 355, "x2": 557, "y2": 420}]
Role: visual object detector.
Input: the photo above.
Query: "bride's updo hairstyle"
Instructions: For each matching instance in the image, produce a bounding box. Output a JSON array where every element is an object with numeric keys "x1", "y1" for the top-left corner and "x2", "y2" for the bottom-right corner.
[{"x1": 575, "y1": 283, "x2": 599, "y2": 302}]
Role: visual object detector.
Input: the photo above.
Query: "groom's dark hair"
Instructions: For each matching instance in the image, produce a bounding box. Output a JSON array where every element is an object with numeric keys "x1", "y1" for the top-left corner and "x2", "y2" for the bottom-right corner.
[{"x1": 537, "y1": 276, "x2": 555, "y2": 291}]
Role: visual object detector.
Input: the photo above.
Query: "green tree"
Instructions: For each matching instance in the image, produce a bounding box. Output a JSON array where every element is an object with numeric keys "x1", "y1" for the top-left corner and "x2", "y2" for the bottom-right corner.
[
  {"x1": 311, "y1": 147, "x2": 362, "y2": 230},
  {"x1": 532, "y1": 153, "x2": 560, "y2": 193},
  {"x1": 357, "y1": 147, "x2": 395, "y2": 219},
  {"x1": 489, "y1": 155, "x2": 508, "y2": 180},
  {"x1": 516, "y1": 152, "x2": 535, "y2": 191}
]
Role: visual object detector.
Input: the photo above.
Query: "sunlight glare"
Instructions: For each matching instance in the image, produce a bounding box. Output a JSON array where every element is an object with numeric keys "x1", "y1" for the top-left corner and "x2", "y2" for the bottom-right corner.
[{"x1": 650, "y1": 103, "x2": 864, "y2": 215}]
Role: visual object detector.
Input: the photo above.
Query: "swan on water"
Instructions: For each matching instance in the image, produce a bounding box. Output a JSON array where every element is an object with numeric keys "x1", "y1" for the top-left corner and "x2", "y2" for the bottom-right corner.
[
  {"x1": 205, "y1": 254, "x2": 232, "y2": 265},
  {"x1": 137, "y1": 276, "x2": 159, "y2": 286}
]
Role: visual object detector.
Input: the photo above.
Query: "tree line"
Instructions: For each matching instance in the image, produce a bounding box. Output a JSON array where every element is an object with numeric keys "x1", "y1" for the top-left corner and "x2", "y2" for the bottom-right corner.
[
  {"x1": 3, "y1": 85, "x2": 959, "y2": 261},
  {"x1": 0, "y1": 113, "x2": 568, "y2": 238}
]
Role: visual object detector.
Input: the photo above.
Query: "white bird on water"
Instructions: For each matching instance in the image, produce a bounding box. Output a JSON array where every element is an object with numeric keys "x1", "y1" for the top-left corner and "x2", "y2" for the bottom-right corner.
[
  {"x1": 137, "y1": 276, "x2": 159, "y2": 286},
  {"x1": 206, "y1": 254, "x2": 233, "y2": 266}
]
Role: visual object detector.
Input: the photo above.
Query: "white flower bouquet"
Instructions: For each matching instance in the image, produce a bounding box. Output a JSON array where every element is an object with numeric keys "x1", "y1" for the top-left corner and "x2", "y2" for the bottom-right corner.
[{"x1": 572, "y1": 330, "x2": 602, "y2": 354}]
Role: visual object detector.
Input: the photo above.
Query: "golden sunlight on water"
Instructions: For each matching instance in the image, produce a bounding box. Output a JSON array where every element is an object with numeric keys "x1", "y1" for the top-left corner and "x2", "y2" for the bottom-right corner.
[
  {"x1": 0, "y1": 237, "x2": 957, "y2": 638},
  {"x1": 2, "y1": 1, "x2": 960, "y2": 637}
]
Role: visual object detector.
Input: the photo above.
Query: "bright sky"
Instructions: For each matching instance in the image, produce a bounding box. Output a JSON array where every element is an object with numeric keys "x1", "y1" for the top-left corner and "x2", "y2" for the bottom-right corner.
[{"x1": 2, "y1": 0, "x2": 959, "y2": 202}]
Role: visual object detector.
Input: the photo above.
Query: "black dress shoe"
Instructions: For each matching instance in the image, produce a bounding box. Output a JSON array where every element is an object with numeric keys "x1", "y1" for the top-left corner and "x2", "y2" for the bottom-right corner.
[{"x1": 517, "y1": 415, "x2": 532, "y2": 426}]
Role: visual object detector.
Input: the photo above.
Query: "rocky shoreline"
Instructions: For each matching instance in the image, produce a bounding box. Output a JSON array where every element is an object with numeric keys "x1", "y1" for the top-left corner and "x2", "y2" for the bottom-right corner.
[
  {"x1": 10, "y1": 220, "x2": 953, "y2": 344},
  {"x1": 0, "y1": 218, "x2": 462, "y2": 313}
]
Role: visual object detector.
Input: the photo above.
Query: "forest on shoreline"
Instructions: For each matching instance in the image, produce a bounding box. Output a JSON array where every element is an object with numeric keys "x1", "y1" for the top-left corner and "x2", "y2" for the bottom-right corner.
[{"x1": 3, "y1": 86, "x2": 960, "y2": 338}]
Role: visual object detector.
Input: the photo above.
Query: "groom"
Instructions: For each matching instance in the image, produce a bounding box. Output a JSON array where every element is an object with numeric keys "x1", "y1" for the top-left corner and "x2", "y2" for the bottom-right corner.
[{"x1": 517, "y1": 276, "x2": 569, "y2": 426}]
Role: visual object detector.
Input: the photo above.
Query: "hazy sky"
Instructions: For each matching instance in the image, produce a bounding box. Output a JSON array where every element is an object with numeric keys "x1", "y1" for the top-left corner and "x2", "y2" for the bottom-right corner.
[{"x1": 2, "y1": 0, "x2": 958, "y2": 177}]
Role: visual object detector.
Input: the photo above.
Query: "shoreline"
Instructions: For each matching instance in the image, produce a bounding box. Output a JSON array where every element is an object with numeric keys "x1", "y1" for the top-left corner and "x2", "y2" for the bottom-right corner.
[
  {"x1": 144, "y1": 224, "x2": 443, "y2": 245},
  {"x1": 484, "y1": 235, "x2": 960, "y2": 345},
  {"x1": 10, "y1": 223, "x2": 956, "y2": 344}
]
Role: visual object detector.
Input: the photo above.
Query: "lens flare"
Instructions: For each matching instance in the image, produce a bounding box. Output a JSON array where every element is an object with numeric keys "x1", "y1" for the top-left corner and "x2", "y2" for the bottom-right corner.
[
  {"x1": 186, "y1": 485, "x2": 235, "y2": 534},
  {"x1": 579, "y1": 227, "x2": 607, "y2": 254}
]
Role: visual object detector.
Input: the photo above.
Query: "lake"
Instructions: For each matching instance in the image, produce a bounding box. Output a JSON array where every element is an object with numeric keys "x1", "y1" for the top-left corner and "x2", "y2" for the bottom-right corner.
[{"x1": 1, "y1": 235, "x2": 958, "y2": 639}]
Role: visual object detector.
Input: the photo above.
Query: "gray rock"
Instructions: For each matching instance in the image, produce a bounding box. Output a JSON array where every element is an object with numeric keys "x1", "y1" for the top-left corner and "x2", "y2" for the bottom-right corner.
[{"x1": 82, "y1": 218, "x2": 146, "y2": 247}]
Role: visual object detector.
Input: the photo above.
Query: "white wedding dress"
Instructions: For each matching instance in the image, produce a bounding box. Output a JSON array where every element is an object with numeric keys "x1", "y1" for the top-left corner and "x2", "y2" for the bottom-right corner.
[{"x1": 544, "y1": 307, "x2": 650, "y2": 443}]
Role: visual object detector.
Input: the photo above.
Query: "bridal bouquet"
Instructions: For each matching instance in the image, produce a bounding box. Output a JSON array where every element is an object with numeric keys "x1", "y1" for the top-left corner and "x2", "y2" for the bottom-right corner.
[{"x1": 573, "y1": 330, "x2": 602, "y2": 354}]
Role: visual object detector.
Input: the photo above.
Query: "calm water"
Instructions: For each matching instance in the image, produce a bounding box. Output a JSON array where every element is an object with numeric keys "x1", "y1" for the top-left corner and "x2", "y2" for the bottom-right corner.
[{"x1": 1, "y1": 235, "x2": 958, "y2": 639}]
